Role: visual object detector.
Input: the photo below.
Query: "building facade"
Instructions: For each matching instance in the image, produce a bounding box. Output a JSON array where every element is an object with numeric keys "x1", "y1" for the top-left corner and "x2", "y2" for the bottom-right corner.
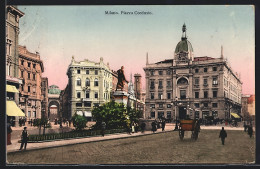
[
  {"x1": 242, "y1": 94, "x2": 255, "y2": 121},
  {"x1": 48, "y1": 85, "x2": 61, "y2": 121},
  {"x1": 6, "y1": 6, "x2": 24, "y2": 126},
  {"x1": 143, "y1": 24, "x2": 242, "y2": 121},
  {"x1": 41, "y1": 77, "x2": 49, "y2": 118},
  {"x1": 18, "y1": 46, "x2": 44, "y2": 120},
  {"x1": 66, "y1": 57, "x2": 113, "y2": 120}
]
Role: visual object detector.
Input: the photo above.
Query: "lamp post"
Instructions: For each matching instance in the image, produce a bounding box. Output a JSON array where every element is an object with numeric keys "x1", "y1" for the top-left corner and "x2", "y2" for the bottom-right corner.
[{"x1": 171, "y1": 97, "x2": 178, "y2": 130}]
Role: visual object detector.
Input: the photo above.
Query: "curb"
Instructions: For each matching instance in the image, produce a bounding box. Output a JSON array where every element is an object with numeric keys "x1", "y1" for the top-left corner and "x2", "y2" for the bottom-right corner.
[{"x1": 7, "y1": 130, "x2": 174, "y2": 154}]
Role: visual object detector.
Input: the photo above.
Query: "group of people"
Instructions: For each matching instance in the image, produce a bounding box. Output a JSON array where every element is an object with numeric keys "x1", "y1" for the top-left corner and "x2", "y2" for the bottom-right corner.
[
  {"x1": 54, "y1": 118, "x2": 72, "y2": 127},
  {"x1": 151, "y1": 119, "x2": 166, "y2": 133}
]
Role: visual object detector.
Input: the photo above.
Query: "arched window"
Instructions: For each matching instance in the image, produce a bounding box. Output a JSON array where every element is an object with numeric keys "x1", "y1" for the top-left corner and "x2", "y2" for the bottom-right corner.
[
  {"x1": 85, "y1": 78, "x2": 90, "y2": 87},
  {"x1": 94, "y1": 78, "x2": 98, "y2": 86},
  {"x1": 77, "y1": 78, "x2": 81, "y2": 86}
]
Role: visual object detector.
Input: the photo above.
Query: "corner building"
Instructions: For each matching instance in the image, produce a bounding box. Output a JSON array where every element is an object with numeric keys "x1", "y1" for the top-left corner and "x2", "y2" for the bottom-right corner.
[
  {"x1": 144, "y1": 24, "x2": 242, "y2": 121},
  {"x1": 66, "y1": 57, "x2": 113, "y2": 120}
]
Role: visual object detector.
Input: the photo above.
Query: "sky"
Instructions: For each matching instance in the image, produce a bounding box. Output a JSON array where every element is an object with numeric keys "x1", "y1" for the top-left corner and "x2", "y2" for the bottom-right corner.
[{"x1": 17, "y1": 5, "x2": 255, "y2": 94}]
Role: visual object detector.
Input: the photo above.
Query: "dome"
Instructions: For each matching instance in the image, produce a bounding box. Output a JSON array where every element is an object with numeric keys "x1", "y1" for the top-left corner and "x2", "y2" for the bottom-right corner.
[{"x1": 175, "y1": 39, "x2": 193, "y2": 53}]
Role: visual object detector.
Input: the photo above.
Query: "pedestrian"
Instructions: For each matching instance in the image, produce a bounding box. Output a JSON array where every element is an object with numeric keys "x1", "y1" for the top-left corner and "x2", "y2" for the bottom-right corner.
[
  {"x1": 151, "y1": 120, "x2": 157, "y2": 133},
  {"x1": 244, "y1": 122, "x2": 247, "y2": 132},
  {"x1": 248, "y1": 125, "x2": 253, "y2": 138},
  {"x1": 131, "y1": 122, "x2": 135, "y2": 133},
  {"x1": 69, "y1": 119, "x2": 71, "y2": 127},
  {"x1": 140, "y1": 122, "x2": 146, "y2": 133},
  {"x1": 101, "y1": 121, "x2": 106, "y2": 137},
  {"x1": 161, "y1": 120, "x2": 166, "y2": 131},
  {"x1": 19, "y1": 127, "x2": 29, "y2": 150},
  {"x1": 219, "y1": 127, "x2": 227, "y2": 145}
]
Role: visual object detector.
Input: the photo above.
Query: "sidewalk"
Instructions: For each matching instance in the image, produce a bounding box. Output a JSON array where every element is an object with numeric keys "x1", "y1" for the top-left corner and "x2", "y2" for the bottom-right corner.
[{"x1": 7, "y1": 123, "x2": 245, "y2": 154}]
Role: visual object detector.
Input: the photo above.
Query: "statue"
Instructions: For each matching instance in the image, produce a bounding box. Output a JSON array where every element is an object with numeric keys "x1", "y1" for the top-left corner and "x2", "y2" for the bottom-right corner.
[{"x1": 116, "y1": 66, "x2": 128, "y2": 90}]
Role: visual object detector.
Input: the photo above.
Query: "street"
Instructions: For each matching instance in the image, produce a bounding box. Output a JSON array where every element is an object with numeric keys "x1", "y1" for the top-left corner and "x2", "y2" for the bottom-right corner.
[{"x1": 7, "y1": 129, "x2": 255, "y2": 164}]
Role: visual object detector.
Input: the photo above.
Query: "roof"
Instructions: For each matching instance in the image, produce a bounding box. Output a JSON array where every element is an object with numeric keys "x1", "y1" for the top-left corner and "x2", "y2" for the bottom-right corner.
[
  {"x1": 155, "y1": 59, "x2": 173, "y2": 64},
  {"x1": 193, "y1": 56, "x2": 215, "y2": 61}
]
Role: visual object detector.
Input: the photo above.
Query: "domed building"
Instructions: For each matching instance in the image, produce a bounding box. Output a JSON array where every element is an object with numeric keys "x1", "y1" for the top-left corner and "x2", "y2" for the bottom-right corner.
[{"x1": 143, "y1": 24, "x2": 242, "y2": 122}]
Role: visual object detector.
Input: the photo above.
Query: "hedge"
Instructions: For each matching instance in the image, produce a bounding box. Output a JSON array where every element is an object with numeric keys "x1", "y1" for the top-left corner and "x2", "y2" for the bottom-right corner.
[{"x1": 26, "y1": 128, "x2": 126, "y2": 142}]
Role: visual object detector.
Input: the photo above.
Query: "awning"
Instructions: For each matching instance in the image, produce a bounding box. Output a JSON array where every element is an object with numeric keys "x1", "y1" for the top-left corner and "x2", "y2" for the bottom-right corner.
[
  {"x1": 6, "y1": 85, "x2": 19, "y2": 93},
  {"x1": 76, "y1": 111, "x2": 83, "y2": 116},
  {"x1": 231, "y1": 113, "x2": 240, "y2": 118},
  {"x1": 6, "y1": 101, "x2": 25, "y2": 116},
  {"x1": 76, "y1": 111, "x2": 92, "y2": 117}
]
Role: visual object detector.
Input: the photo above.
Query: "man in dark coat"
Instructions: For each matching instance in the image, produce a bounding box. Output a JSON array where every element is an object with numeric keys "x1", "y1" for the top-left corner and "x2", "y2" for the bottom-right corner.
[
  {"x1": 219, "y1": 127, "x2": 227, "y2": 145},
  {"x1": 248, "y1": 125, "x2": 253, "y2": 138},
  {"x1": 151, "y1": 121, "x2": 157, "y2": 133},
  {"x1": 140, "y1": 122, "x2": 146, "y2": 133},
  {"x1": 161, "y1": 120, "x2": 166, "y2": 131},
  {"x1": 19, "y1": 127, "x2": 29, "y2": 150}
]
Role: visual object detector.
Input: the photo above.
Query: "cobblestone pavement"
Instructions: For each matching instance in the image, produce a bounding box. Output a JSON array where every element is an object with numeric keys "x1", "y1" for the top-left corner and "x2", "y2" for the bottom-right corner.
[{"x1": 7, "y1": 129, "x2": 255, "y2": 165}]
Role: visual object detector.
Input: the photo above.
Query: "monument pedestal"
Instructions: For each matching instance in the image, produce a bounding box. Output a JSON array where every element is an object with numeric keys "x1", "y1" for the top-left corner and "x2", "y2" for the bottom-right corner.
[{"x1": 113, "y1": 90, "x2": 129, "y2": 106}]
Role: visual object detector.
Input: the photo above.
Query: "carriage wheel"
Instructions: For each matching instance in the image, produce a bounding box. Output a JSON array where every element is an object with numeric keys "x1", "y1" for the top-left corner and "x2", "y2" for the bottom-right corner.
[{"x1": 179, "y1": 130, "x2": 184, "y2": 140}]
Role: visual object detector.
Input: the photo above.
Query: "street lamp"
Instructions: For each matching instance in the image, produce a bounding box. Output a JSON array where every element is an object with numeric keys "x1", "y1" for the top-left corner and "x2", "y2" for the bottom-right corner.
[{"x1": 171, "y1": 97, "x2": 179, "y2": 130}]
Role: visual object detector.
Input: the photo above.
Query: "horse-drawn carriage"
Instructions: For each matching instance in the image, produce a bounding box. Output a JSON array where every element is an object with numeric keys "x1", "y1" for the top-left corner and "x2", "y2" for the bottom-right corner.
[{"x1": 178, "y1": 119, "x2": 200, "y2": 140}]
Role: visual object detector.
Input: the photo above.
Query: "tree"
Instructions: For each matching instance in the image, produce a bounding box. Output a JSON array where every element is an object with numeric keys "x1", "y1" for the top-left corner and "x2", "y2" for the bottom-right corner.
[
  {"x1": 33, "y1": 117, "x2": 51, "y2": 135},
  {"x1": 92, "y1": 101, "x2": 141, "y2": 130},
  {"x1": 71, "y1": 114, "x2": 87, "y2": 131}
]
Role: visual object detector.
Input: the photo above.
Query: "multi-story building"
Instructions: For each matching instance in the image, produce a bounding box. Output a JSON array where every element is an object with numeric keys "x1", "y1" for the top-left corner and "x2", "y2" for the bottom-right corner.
[
  {"x1": 242, "y1": 94, "x2": 255, "y2": 121},
  {"x1": 6, "y1": 6, "x2": 24, "y2": 126},
  {"x1": 66, "y1": 56, "x2": 113, "y2": 120},
  {"x1": 144, "y1": 24, "x2": 242, "y2": 121},
  {"x1": 41, "y1": 77, "x2": 49, "y2": 118},
  {"x1": 18, "y1": 46, "x2": 44, "y2": 120}
]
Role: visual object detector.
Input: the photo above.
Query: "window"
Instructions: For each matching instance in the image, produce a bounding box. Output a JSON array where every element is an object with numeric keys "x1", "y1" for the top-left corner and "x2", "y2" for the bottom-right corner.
[
  {"x1": 213, "y1": 67, "x2": 217, "y2": 71},
  {"x1": 150, "y1": 104, "x2": 155, "y2": 108},
  {"x1": 150, "y1": 70, "x2": 154, "y2": 76},
  {"x1": 21, "y1": 85, "x2": 24, "y2": 91},
  {"x1": 167, "y1": 80, "x2": 171, "y2": 88},
  {"x1": 86, "y1": 92, "x2": 89, "y2": 98},
  {"x1": 151, "y1": 112, "x2": 155, "y2": 118},
  {"x1": 158, "y1": 112, "x2": 164, "y2": 118},
  {"x1": 77, "y1": 92, "x2": 81, "y2": 98},
  {"x1": 21, "y1": 71, "x2": 23, "y2": 78},
  {"x1": 203, "y1": 103, "x2": 208, "y2": 107},
  {"x1": 33, "y1": 87, "x2": 36, "y2": 93},
  {"x1": 158, "y1": 93, "x2": 163, "y2": 100},
  {"x1": 195, "y1": 78, "x2": 199, "y2": 85},
  {"x1": 159, "y1": 104, "x2": 163, "y2": 108},
  {"x1": 33, "y1": 74, "x2": 36, "y2": 80},
  {"x1": 203, "y1": 78, "x2": 208, "y2": 85},
  {"x1": 180, "y1": 90, "x2": 186, "y2": 99},
  {"x1": 195, "y1": 111, "x2": 199, "y2": 119},
  {"x1": 95, "y1": 70, "x2": 98, "y2": 75},
  {"x1": 76, "y1": 103, "x2": 82, "y2": 107},
  {"x1": 159, "y1": 70, "x2": 163, "y2": 75},
  {"x1": 85, "y1": 78, "x2": 90, "y2": 87},
  {"x1": 28, "y1": 86, "x2": 31, "y2": 92},
  {"x1": 213, "y1": 91, "x2": 218, "y2": 98},
  {"x1": 77, "y1": 69, "x2": 81, "y2": 74},
  {"x1": 28, "y1": 73, "x2": 30, "y2": 79},
  {"x1": 167, "y1": 70, "x2": 171, "y2": 75},
  {"x1": 204, "y1": 91, "x2": 208, "y2": 98},
  {"x1": 195, "y1": 69, "x2": 199, "y2": 73},
  {"x1": 94, "y1": 79, "x2": 99, "y2": 86},
  {"x1": 194, "y1": 103, "x2": 200, "y2": 108},
  {"x1": 150, "y1": 80, "x2": 155, "y2": 89},
  {"x1": 212, "y1": 103, "x2": 218, "y2": 108},
  {"x1": 28, "y1": 111, "x2": 31, "y2": 118},
  {"x1": 77, "y1": 78, "x2": 81, "y2": 86},
  {"x1": 167, "y1": 92, "x2": 171, "y2": 99},
  {"x1": 204, "y1": 68, "x2": 208, "y2": 72},
  {"x1": 84, "y1": 102, "x2": 91, "y2": 107},
  {"x1": 95, "y1": 92, "x2": 98, "y2": 99},
  {"x1": 213, "y1": 77, "x2": 218, "y2": 85},
  {"x1": 195, "y1": 92, "x2": 199, "y2": 98},
  {"x1": 33, "y1": 64, "x2": 36, "y2": 69},
  {"x1": 212, "y1": 111, "x2": 218, "y2": 118},
  {"x1": 28, "y1": 62, "x2": 31, "y2": 67},
  {"x1": 21, "y1": 60, "x2": 24, "y2": 65},
  {"x1": 167, "y1": 104, "x2": 172, "y2": 108},
  {"x1": 167, "y1": 111, "x2": 171, "y2": 119},
  {"x1": 150, "y1": 93, "x2": 154, "y2": 99},
  {"x1": 158, "y1": 80, "x2": 163, "y2": 89},
  {"x1": 86, "y1": 70, "x2": 89, "y2": 74}
]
